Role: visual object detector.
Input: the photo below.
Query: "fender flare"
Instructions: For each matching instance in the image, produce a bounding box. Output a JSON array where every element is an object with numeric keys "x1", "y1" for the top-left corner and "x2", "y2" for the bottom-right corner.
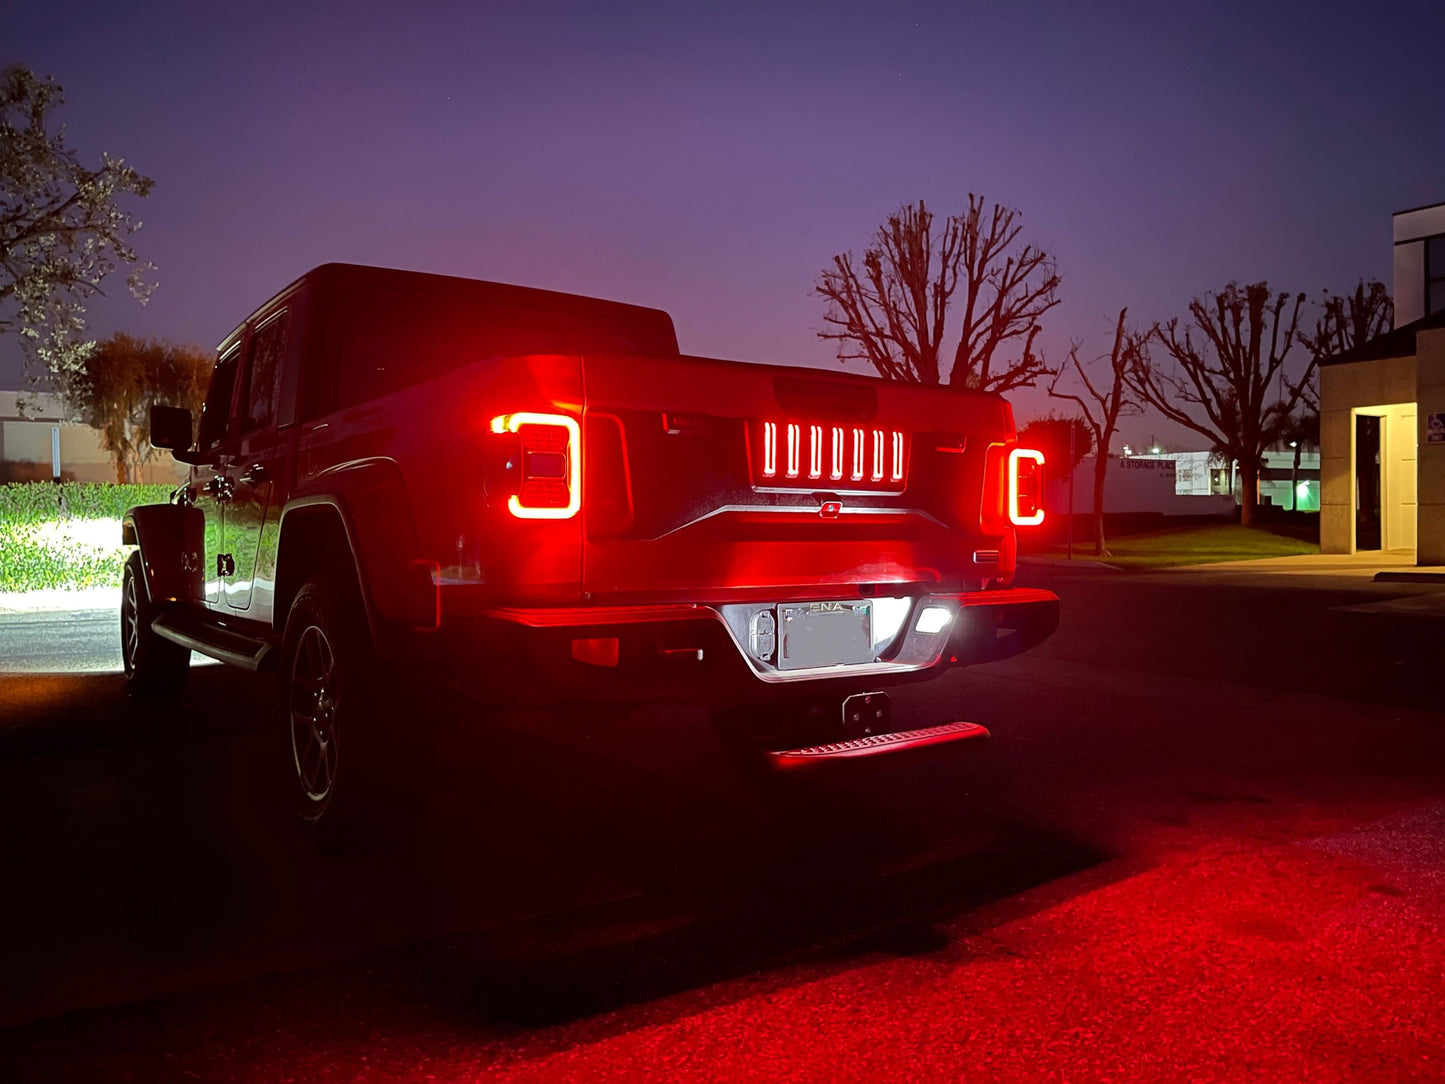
[{"x1": 122, "y1": 503, "x2": 204, "y2": 605}]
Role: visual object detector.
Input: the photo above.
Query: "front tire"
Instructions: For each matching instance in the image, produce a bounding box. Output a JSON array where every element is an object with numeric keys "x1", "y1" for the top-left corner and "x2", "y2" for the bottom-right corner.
[
  {"x1": 280, "y1": 575, "x2": 379, "y2": 832},
  {"x1": 120, "y1": 551, "x2": 190, "y2": 698}
]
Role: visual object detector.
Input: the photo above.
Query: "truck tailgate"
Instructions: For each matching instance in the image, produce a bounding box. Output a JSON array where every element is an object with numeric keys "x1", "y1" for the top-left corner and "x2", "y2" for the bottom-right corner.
[{"x1": 581, "y1": 354, "x2": 1015, "y2": 602}]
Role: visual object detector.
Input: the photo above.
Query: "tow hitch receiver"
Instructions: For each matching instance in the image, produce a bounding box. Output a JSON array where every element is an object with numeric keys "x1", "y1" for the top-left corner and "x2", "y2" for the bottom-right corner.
[{"x1": 768, "y1": 719, "x2": 991, "y2": 769}]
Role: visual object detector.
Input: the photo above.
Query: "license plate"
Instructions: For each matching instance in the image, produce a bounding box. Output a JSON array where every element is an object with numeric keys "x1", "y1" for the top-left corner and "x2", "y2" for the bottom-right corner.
[{"x1": 777, "y1": 601, "x2": 874, "y2": 670}]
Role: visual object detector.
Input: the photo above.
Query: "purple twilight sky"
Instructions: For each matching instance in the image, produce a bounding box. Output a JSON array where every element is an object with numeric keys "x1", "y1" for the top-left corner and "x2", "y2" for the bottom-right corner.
[{"x1": 6, "y1": 0, "x2": 1444, "y2": 451}]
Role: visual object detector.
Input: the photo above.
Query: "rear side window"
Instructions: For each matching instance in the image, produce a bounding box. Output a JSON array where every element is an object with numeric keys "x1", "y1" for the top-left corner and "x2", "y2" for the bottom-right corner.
[
  {"x1": 198, "y1": 348, "x2": 242, "y2": 450},
  {"x1": 241, "y1": 311, "x2": 287, "y2": 432},
  {"x1": 335, "y1": 286, "x2": 674, "y2": 407}
]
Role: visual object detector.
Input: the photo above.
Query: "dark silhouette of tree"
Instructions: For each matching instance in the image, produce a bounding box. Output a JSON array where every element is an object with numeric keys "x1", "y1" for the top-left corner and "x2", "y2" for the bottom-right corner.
[
  {"x1": 1294, "y1": 279, "x2": 1393, "y2": 417},
  {"x1": 0, "y1": 65, "x2": 154, "y2": 381},
  {"x1": 1047, "y1": 308, "x2": 1144, "y2": 554},
  {"x1": 60, "y1": 333, "x2": 210, "y2": 482},
  {"x1": 1128, "y1": 283, "x2": 1308, "y2": 528},
  {"x1": 817, "y1": 197, "x2": 1060, "y2": 391},
  {"x1": 1018, "y1": 414, "x2": 1093, "y2": 470}
]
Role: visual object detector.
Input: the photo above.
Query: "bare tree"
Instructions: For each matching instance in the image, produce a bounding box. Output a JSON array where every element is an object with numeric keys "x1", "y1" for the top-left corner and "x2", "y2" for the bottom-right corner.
[
  {"x1": 1294, "y1": 278, "x2": 1393, "y2": 416},
  {"x1": 1128, "y1": 282, "x2": 1307, "y2": 528},
  {"x1": 1047, "y1": 308, "x2": 1143, "y2": 554},
  {"x1": 817, "y1": 196, "x2": 1060, "y2": 391}
]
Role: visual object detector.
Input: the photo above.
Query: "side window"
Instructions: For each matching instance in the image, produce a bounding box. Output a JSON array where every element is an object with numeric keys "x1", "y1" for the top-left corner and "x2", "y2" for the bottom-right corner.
[
  {"x1": 198, "y1": 348, "x2": 242, "y2": 451},
  {"x1": 242, "y1": 311, "x2": 288, "y2": 432}
]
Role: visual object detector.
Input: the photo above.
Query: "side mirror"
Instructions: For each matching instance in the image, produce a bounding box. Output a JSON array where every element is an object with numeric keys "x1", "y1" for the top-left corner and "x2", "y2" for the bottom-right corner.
[{"x1": 150, "y1": 405, "x2": 196, "y2": 459}]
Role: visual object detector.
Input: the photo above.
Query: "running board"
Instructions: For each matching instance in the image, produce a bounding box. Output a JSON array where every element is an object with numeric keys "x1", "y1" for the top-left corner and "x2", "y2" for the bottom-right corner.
[
  {"x1": 152, "y1": 610, "x2": 277, "y2": 671},
  {"x1": 768, "y1": 720, "x2": 990, "y2": 769}
]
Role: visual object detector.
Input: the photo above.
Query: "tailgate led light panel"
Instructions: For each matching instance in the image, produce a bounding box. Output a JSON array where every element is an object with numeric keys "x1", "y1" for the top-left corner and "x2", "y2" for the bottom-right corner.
[{"x1": 755, "y1": 421, "x2": 908, "y2": 493}]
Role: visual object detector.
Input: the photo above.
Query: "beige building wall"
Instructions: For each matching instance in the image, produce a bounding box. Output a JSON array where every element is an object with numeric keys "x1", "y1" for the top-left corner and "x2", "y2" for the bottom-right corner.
[
  {"x1": 0, "y1": 391, "x2": 186, "y2": 485},
  {"x1": 1319, "y1": 355, "x2": 1416, "y2": 553},
  {"x1": 1415, "y1": 329, "x2": 1445, "y2": 564}
]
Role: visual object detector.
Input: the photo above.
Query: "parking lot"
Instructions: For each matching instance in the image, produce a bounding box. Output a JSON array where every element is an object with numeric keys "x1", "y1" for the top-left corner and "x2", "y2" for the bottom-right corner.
[{"x1": 2, "y1": 564, "x2": 1445, "y2": 1081}]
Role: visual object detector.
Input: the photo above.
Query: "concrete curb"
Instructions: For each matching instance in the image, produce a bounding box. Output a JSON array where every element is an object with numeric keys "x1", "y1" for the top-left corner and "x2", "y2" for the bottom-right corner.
[{"x1": 0, "y1": 587, "x2": 119, "y2": 615}]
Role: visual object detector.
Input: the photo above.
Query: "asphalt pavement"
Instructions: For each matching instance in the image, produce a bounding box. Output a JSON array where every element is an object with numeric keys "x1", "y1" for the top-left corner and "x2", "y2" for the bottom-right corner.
[
  {"x1": 2, "y1": 566, "x2": 1445, "y2": 1081},
  {"x1": 0, "y1": 606, "x2": 121, "y2": 672}
]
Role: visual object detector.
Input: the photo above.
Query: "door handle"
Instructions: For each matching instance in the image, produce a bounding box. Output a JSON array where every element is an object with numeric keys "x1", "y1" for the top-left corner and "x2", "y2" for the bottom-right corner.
[{"x1": 239, "y1": 463, "x2": 268, "y2": 486}]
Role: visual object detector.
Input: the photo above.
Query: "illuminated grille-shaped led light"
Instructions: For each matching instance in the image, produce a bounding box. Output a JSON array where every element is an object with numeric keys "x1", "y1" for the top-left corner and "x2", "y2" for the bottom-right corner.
[
  {"x1": 1008, "y1": 447, "x2": 1046, "y2": 526},
  {"x1": 830, "y1": 426, "x2": 844, "y2": 481},
  {"x1": 786, "y1": 422, "x2": 800, "y2": 478},
  {"x1": 915, "y1": 605, "x2": 953, "y2": 634},
  {"x1": 891, "y1": 430, "x2": 904, "y2": 482},
  {"x1": 762, "y1": 421, "x2": 777, "y2": 477},
  {"x1": 851, "y1": 427, "x2": 865, "y2": 481},
  {"x1": 871, "y1": 429, "x2": 884, "y2": 482},
  {"x1": 808, "y1": 424, "x2": 823, "y2": 479}
]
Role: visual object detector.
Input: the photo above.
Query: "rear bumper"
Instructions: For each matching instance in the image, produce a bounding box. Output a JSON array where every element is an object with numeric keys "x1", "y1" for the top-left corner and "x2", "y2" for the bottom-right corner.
[{"x1": 456, "y1": 587, "x2": 1057, "y2": 709}]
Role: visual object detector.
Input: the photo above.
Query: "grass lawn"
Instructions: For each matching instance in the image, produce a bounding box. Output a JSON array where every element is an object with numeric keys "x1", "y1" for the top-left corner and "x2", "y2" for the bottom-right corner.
[{"x1": 1028, "y1": 523, "x2": 1320, "y2": 570}]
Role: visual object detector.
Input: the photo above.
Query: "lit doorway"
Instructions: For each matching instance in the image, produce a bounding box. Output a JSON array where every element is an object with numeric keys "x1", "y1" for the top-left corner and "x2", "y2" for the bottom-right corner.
[{"x1": 1351, "y1": 403, "x2": 1417, "y2": 554}]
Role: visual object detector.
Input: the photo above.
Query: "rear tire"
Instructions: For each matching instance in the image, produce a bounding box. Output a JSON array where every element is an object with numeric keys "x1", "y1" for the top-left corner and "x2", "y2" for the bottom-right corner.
[
  {"x1": 280, "y1": 574, "x2": 385, "y2": 838},
  {"x1": 120, "y1": 551, "x2": 190, "y2": 698}
]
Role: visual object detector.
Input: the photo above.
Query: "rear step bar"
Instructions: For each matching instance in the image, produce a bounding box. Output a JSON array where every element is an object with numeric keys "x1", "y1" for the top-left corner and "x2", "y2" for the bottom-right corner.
[
  {"x1": 152, "y1": 610, "x2": 277, "y2": 671},
  {"x1": 768, "y1": 720, "x2": 990, "y2": 768}
]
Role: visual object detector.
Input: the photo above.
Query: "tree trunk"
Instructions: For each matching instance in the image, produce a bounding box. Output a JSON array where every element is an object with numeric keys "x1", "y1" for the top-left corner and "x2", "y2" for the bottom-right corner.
[
  {"x1": 1238, "y1": 461, "x2": 1260, "y2": 527},
  {"x1": 1091, "y1": 454, "x2": 1110, "y2": 556}
]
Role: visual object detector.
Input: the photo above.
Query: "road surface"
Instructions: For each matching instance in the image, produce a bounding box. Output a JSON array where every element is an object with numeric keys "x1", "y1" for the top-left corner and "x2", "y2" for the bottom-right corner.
[{"x1": 2, "y1": 565, "x2": 1444, "y2": 1081}]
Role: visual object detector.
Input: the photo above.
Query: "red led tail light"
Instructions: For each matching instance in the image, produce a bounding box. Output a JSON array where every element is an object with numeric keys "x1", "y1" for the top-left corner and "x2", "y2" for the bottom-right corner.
[
  {"x1": 490, "y1": 412, "x2": 581, "y2": 519},
  {"x1": 1008, "y1": 447, "x2": 1045, "y2": 526},
  {"x1": 755, "y1": 420, "x2": 907, "y2": 492}
]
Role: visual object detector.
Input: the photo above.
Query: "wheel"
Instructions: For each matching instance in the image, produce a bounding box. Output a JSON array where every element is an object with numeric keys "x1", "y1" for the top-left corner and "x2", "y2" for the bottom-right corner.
[
  {"x1": 120, "y1": 551, "x2": 190, "y2": 697},
  {"x1": 280, "y1": 574, "x2": 383, "y2": 833}
]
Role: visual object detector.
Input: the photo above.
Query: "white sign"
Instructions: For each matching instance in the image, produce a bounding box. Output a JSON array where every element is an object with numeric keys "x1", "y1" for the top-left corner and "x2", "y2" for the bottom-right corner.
[{"x1": 1428, "y1": 413, "x2": 1445, "y2": 444}]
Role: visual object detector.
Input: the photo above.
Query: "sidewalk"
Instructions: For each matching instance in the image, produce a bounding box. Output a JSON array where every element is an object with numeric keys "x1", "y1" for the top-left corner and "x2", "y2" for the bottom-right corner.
[
  {"x1": 1170, "y1": 550, "x2": 1418, "y2": 577},
  {"x1": 0, "y1": 587, "x2": 119, "y2": 615}
]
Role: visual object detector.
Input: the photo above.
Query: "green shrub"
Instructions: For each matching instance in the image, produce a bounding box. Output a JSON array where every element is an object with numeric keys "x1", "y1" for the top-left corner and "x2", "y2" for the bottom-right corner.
[{"x1": 0, "y1": 482, "x2": 176, "y2": 592}]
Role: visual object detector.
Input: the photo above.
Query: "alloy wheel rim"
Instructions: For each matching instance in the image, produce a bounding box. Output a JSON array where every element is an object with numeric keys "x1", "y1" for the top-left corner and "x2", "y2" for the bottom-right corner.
[
  {"x1": 121, "y1": 572, "x2": 140, "y2": 674},
  {"x1": 290, "y1": 624, "x2": 339, "y2": 804}
]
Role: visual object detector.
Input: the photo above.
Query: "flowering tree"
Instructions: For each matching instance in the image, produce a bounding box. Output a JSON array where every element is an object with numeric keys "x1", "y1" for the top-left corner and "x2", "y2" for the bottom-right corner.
[{"x1": 0, "y1": 64, "x2": 154, "y2": 382}]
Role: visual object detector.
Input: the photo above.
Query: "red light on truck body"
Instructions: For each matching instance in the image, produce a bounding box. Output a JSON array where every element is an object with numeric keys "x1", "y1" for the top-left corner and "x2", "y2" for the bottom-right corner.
[
  {"x1": 1009, "y1": 447, "x2": 1045, "y2": 526},
  {"x1": 755, "y1": 420, "x2": 908, "y2": 492},
  {"x1": 490, "y1": 412, "x2": 581, "y2": 519}
]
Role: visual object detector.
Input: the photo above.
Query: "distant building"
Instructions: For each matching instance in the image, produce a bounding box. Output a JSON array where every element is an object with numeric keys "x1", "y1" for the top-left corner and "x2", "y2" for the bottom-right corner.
[
  {"x1": 1318, "y1": 200, "x2": 1445, "y2": 559},
  {"x1": 1130, "y1": 449, "x2": 1320, "y2": 511},
  {"x1": 1044, "y1": 454, "x2": 1234, "y2": 516},
  {"x1": 0, "y1": 391, "x2": 185, "y2": 485}
]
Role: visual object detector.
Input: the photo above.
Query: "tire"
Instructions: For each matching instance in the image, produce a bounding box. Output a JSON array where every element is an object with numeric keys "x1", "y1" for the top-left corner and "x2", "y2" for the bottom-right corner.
[
  {"x1": 279, "y1": 574, "x2": 384, "y2": 834},
  {"x1": 121, "y1": 551, "x2": 190, "y2": 698}
]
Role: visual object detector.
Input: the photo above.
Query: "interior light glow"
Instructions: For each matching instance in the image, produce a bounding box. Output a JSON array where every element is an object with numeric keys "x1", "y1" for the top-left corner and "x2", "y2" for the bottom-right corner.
[
  {"x1": 1008, "y1": 447, "x2": 1045, "y2": 526},
  {"x1": 915, "y1": 605, "x2": 953, "y2": 634},
  {"x1": 490, "y1": 412, "x2": 581, "y2": 520}
]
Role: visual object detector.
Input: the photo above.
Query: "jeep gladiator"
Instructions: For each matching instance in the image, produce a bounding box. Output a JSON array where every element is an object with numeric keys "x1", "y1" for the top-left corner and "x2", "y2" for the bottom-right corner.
[{"x1": 121, "y1": 263, "x2": 1057, "y2": 825}]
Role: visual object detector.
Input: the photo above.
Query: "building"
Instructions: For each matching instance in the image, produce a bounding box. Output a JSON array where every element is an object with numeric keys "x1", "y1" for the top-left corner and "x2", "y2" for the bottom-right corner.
[
  {"x1": 1044, "y1": 454, "x2": 1235, "y2": 516},
  {"x1": 1131, "y1": 449, "x2": 1321, "y2": 511},
  {"x1": 1319, "y1": 200, "x2": 1445, "y2": 559},
  {"x1": 0, "y1": 391, "x2": 185, "y2": 485}
]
